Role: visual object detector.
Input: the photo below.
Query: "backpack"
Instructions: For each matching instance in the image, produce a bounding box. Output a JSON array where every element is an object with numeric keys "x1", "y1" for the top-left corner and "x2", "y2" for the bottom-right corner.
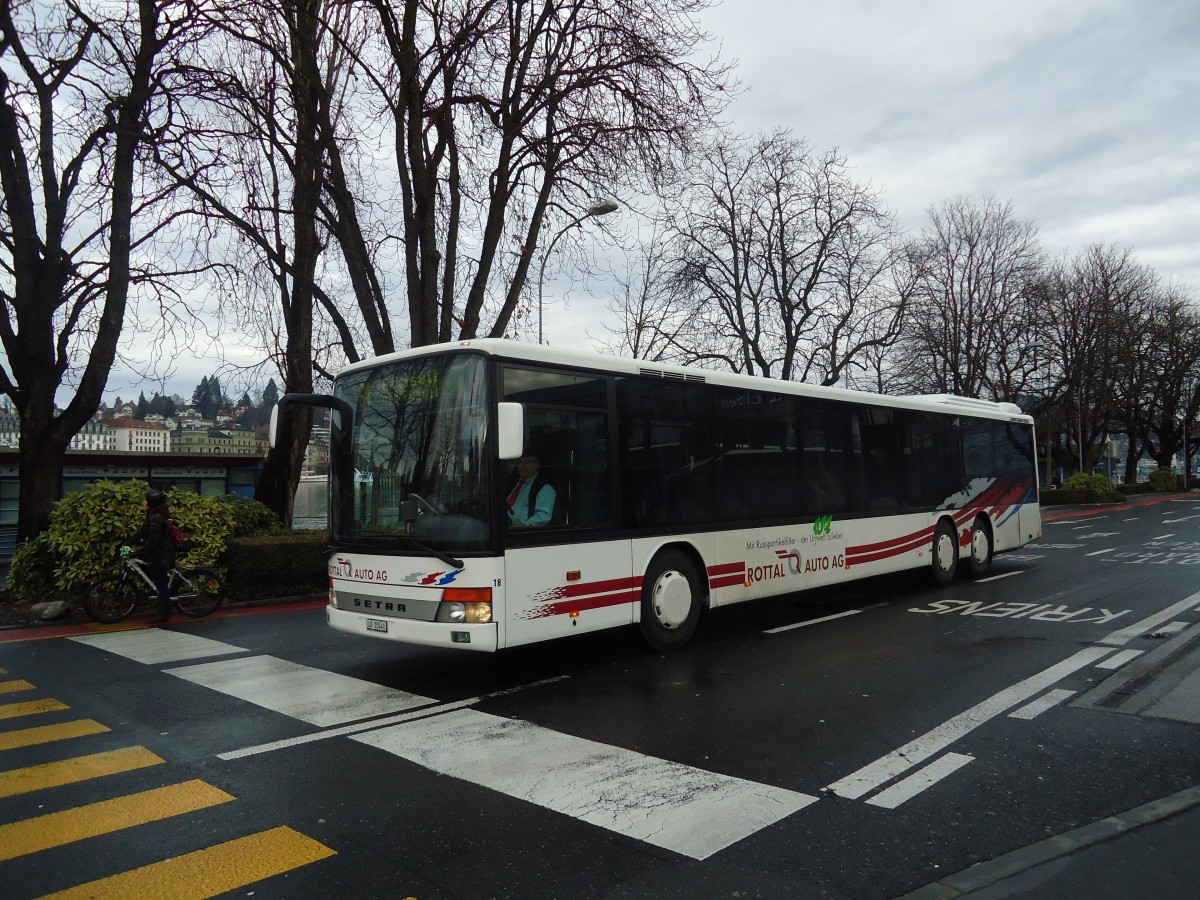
[{"x1": 168, "y1": 521, "x2": 186, "y2": 547}]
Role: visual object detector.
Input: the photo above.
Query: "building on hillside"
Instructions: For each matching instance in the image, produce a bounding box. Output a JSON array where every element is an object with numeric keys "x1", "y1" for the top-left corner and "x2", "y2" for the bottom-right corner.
[
  {"x1": 70, "y1": 421, "x2": 117, "y2": 451},
  {"x1": 171, "y1": 427, "x2": 268, "y2": 456},
  {"x1": 0, "y1": 416, "x2": 116, "y2": 450},
  {"x1": 0, "y1": 413, "x2": 17, "y2": 448},
  {"x1": 107, "y1": 418, "x2": 172, "y2": 452}
]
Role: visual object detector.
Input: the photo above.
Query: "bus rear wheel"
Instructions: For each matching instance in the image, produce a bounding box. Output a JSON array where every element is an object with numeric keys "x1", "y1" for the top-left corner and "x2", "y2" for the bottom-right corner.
[
  {"x1": 931, "y1": 519, "x2": 959, "y2": 586},
  {"x1": 964, "y1": 516, "x2": 993, "y2": 578},
  {"x1": 640, "y1": 550, "x2": 702, "y2": 652}
]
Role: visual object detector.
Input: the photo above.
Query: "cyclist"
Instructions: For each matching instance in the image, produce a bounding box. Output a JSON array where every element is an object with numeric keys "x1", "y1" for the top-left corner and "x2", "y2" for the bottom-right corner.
[{"x1": 125, "y1": 488, "x2": 177, "y2": 623}]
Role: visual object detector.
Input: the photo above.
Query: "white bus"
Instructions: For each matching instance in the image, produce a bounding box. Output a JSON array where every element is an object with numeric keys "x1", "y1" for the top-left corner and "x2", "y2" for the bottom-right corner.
[{"x1": 274, "y1": 339, "x2": 1041, "y2": 652}]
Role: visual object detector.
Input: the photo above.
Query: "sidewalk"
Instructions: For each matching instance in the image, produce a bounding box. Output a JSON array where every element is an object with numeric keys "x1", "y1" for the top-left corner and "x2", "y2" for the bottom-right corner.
[
  {"x1": 0, "y1": 590, "x2": 326, "y2": 633},
  {"x1": 901, "y1": 628, "x2": 1200, "y2": 899}
]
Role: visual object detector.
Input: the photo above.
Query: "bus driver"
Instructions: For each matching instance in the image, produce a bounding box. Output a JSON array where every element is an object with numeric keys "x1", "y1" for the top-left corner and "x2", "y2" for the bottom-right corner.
[{"x1": 506, "y1": 454, "x2": 556, "y2": 528}]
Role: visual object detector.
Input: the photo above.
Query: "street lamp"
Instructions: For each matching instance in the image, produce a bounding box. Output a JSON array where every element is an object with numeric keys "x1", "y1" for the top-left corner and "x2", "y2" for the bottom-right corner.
[{"x1": 536, "y1": 199, "x2": 619, "y2": 344}]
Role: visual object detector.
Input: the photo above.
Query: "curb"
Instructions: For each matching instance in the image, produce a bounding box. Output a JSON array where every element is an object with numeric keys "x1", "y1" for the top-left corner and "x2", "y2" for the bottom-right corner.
[{"x1": 897, "y1": 784, "x2": 1200, "y2": 899}]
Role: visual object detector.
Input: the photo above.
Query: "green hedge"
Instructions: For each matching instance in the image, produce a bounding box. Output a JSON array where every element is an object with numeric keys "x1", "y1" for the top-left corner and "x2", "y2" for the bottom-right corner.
[
  {"x1": 1039, "y1": 489, "x2": 1116, "y2": 505},
  {"x1": 223, "y1": 532, "x2": 329, "y2": 603}
]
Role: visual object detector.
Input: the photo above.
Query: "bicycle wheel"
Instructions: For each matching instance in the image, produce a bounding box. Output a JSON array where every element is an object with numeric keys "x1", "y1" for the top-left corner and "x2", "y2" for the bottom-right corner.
[
  {"x1": 173, "y1": 567, "x2": 225, "y2": 617},
  {"x1": 84, "y1": 569, "x2": 141, "y2": 623}
]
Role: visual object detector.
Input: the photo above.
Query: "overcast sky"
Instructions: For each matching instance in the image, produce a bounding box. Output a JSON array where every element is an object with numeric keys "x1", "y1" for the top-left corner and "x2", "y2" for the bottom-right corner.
[{"x1": 105, "y1": 0, "x2": 1200, "y2": 402}]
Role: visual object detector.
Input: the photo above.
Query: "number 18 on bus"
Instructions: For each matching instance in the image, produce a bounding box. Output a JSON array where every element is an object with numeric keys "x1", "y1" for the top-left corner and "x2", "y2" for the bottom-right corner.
[{"x1": 271, "y1": 339, "x2": 1040, "y2": 652}]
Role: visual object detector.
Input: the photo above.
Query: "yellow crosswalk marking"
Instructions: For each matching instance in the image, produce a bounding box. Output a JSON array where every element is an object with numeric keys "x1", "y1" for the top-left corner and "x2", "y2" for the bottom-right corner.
[
  {"x1": 41, "y1": 825, "x2": 337, "y2": 899},
  {"x1": 0, "y1": 719, "x2": 111, "y2": 752},
  {"x1": 0, "y1": 746, "x2": 164, "y2": 799},
  {"x1": 0, "y1": 779, "x2": 235, "y2": 861},
  {"x1": 0, "y1": 699, "x2": 69, "y2": 719},
  {"x1": 0, "y1": 679, "x2": 35, "y2": 694}
]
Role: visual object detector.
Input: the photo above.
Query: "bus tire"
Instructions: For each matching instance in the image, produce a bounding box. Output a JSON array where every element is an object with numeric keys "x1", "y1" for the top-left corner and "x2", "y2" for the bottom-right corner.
[
  {"x1": 640, "y1": 550, "x2": 703, "y2": 652},
  {"x1": 964, "y1": 516, "x2": 993, "y2": 578},
  {"x1": 931, "y1": 519, "x2": 959, "y2": 586}
]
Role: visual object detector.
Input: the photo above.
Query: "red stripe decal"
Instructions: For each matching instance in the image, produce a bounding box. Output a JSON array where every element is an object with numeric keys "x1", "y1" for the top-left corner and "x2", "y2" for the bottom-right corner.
[
  {"x1": 709, "y1": 574, "x2": 746, "y2": 589},
  {"x1": 524, "y1": 589, "x2": 642, "y2": 619},
  {"x1": 707, "y1": 561, "x2": 745, "y2": 577}
]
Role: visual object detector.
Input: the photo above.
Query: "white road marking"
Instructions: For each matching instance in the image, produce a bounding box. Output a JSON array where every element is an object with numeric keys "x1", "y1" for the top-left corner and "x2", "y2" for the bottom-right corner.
[
  {"x1": 68, "y1": 630, "x2": 247, "y2": 664},
  {"x1": 975, "y1": 571, "x2": 1023, "y2": 583},
  {"x1": 218, "y1": 676, "x2": 571, "y2": 760},
  {"x1": 1149, "y1": 621, "x2": 1190, "y2": 637},
  {"x1": 1153, "y1": 534, "x2": 1176, "y2": 541},
  {"x1": 1096, "y1": 649, "x2": 1144, "y2": 670},
  {"x1": 826, "y1": 646, "x2": 1114, "y2": 800},
  {"x1": 1008, "y1": 688, "x2": 1076, "y2": 720},
  {"x1": 1086, "y1": 548, "x2": 1115, "y2": 557},
  {"x1": 1163, "y1": 515, "x2": 1200, "y2": 523},
  {"x1": 219, "y1": 698, "x2": 482, "y2": 760},
  {"x1": 1101, "y1": 591, "x2": 1200, "y2": 646},
  {"x1": 165, "y1": 655, "x2": 436, "y2": 727},
  {"x1": 1122, "y1": 518, "x2": 1140, "y2": 522},
  {"x1": 864, "y1": 753, "x2": 974, "y2": 809},
  {"x1": 1077, "y1": 532, "x2": 1118, "y2": 539},
  {"x1": 353, "y1": 708, "x2": 817, "y2": 860},
  {"x1": 766, "y1": 608, "x2": 863, "y2": 633}
]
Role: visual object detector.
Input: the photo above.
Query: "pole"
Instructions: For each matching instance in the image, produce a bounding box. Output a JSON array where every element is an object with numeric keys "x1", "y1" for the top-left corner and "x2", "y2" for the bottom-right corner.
[
  {"x1": 536, "y1": 200, "x2": 618, "y2": 344},
  {"x1": 537, "y1": 213, "x2": 587, "y2": 346}
]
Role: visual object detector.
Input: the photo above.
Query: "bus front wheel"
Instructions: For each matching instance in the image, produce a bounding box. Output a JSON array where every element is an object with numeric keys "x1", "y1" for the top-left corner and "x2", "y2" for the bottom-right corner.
[
  {"x1": 931, "y1": 519, "x2": 959, "y2": 586},
  {"x1": 640, "y1": 550, "x2": 702, "y2": 652}
]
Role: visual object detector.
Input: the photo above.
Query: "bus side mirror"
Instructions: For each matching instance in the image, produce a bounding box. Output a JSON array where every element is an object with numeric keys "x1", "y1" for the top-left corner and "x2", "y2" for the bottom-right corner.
[{"x1": 497, "y1": 402, "x2": 524, "y2": 460}]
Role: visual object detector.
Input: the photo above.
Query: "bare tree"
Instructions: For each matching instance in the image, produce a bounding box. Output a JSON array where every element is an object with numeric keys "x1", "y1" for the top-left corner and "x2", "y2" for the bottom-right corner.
[
  {"x1": 645, "y1": 132, "x2": 910, "y2": 385},
  {"x1": 897, "y1": 197, "x2": 1045, "y2": 402},
  {"x1": 0, "y1": 0, "x2": 193, "y2": 539},
  {"x1": 333, "y1": 0, "x2": 730, "y2": 353},
  {"x1": 597, "y1": 229, "x2": 691, "y2": 361},
  {"x1": 1041, "y1": 244, "x2": 1159, "y2": 475},
  {"x1": 1126, "y1": 285, "x2": 1200, "y2": 475},
  {"x1": 152, "y1": 0, "x2": 369, "y2": 525}
]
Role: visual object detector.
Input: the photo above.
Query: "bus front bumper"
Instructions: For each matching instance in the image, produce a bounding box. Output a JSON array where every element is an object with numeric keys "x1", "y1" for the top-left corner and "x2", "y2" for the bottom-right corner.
[{"x1": 326, "y1": 603, "x2": 498, "y2": 652}]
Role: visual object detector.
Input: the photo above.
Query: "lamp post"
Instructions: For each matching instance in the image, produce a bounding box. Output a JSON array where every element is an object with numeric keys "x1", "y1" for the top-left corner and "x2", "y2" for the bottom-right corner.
[{"x1": 536, "y1": 199, "x2": 619, "y2": 344}]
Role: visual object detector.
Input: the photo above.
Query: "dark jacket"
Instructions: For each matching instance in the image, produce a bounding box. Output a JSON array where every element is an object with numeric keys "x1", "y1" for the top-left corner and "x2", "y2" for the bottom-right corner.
[{"x1": 131, "y1": 509, "x2": 176, "y2": 568}]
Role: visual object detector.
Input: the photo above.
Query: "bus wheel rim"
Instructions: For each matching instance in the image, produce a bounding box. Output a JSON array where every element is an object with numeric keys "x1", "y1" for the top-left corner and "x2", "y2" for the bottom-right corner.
[
  {"x1": 972, "y1": 528, "x2": 988, "y2": 563},
  {"x1": 937, "y1": 532, "x2": 955, "y2": 570},
  {"x1": 652, "y1": 571, "x2": 692, "y2": 629}
]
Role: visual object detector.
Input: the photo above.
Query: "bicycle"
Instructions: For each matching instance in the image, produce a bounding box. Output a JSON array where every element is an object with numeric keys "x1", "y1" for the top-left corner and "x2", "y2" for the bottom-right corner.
[{"x1": 84, "y1": 552, "x2": 226, "y2": 624}]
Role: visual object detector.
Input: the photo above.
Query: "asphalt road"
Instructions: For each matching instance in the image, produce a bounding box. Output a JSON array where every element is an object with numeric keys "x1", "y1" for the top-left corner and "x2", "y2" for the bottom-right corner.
[{"x1": 3, "y1": 495, "x2": 1200, "y2": 898}]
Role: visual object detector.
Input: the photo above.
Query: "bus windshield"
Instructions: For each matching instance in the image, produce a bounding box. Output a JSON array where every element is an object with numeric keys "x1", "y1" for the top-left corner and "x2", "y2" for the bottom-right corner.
[{"x1": 331, "y1": 353, "x2": 492, "y2": 554}]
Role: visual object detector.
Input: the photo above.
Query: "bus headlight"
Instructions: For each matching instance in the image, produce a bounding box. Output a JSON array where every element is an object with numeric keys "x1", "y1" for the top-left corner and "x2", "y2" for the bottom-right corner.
[{"x1": 436, "y1": 587, "x2": 492, "y2": 624}]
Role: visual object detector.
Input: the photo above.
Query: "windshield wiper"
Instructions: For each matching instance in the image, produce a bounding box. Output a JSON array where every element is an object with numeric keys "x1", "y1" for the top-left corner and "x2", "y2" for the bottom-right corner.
[{"x1": 402, "y1": 536, "x2": 463, "y2": 570}]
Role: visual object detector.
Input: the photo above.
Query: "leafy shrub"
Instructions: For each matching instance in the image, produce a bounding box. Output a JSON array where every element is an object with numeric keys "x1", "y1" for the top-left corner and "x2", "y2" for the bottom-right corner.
[
  {"x1": 1148, "y1": 468, "x2": 1179, "y2": 492},
  {"x1": 212, "y1": 493, "x2": 284, "y2": 537},
  {"x1": 8, "y1": 534, "x2": 57, "y2": 603},
  {"x1": 1057, "y1": 472, "x2": 1124, "y2": 503},
  {"x1": 9, "y1": 480, "x2": 242, "y2": 597},
  {"x1": 44, "y1": 480, "x2": 147, "y2": 591},
  {"x1": 162, "y1": 489, "x2": 236, "y2": 567},
  {"x1": 1062, "y1": 473, "x2": 1109, "y2": 492}
]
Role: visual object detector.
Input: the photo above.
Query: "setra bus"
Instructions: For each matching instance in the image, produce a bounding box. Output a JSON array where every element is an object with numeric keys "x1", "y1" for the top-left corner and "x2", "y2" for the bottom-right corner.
[{"x1": 272, "y1": 339, "x2": 1041, "y2": 652}]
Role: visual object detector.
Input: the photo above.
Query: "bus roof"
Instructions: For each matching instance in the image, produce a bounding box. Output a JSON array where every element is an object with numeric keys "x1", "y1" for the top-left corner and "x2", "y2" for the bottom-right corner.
[{"x1": 337, "y1": 338, "x2": 1033, "y2": 424}]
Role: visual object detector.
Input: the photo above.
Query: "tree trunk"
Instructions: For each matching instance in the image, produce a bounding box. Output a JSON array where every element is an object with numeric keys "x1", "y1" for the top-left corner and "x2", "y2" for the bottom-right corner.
[
  {"x1": 254, "y1": 406, "x2": 313, "y2": 528},
  {"x1": 15, "y1": 404, "x2": 70, "y2": 540}
]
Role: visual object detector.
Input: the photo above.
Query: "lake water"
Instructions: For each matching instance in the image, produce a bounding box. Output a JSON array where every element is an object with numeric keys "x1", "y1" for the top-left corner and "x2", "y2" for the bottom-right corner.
[{"x1": 293, "y1": 480, "x2": 328, "y2": 529}]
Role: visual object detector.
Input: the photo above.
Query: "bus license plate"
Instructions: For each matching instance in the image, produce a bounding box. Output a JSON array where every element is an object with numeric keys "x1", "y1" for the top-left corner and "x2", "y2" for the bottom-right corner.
[{"x1": 366, "y1": 618, "x2": 388, "y2": 633}]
